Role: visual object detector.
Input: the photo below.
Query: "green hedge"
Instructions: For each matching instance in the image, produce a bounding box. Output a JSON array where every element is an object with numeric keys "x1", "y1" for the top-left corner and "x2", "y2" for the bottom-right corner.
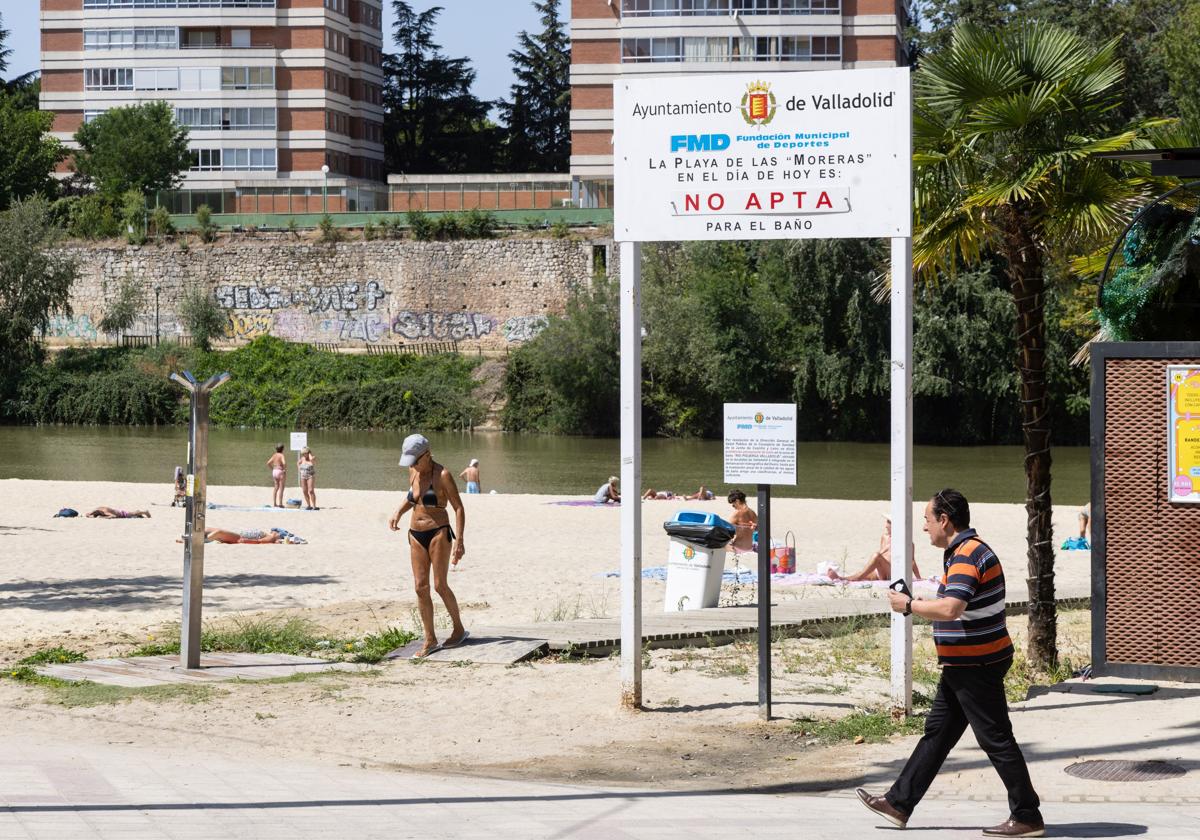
[{"x1": 12, "y1": 336, "x2": 484, "y2": 430}]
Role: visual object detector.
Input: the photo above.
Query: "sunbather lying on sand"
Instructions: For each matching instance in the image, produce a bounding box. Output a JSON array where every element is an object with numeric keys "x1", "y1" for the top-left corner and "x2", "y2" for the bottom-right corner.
[
  {"x1": 206, "y1": 528, "x2": 282, "y2": 544},
  {"x1": 642, "y1": 488, "x2": 676, "y2": 500},
  {"x1": 87, "y1": 507, "x2": 150, "y2": 519},
  {"x1": 828, "y1": 516, "x2": 921, "y2": 582}
]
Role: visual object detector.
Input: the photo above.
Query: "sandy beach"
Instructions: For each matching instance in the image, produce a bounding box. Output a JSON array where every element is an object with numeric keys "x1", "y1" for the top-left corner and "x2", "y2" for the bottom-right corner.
[
  {"x1": 0, "y1": 477, "x2": 1104, "y2": 788},
  {"x1": 0, "y1": 478, "x2": 1092, "y2": 650}
]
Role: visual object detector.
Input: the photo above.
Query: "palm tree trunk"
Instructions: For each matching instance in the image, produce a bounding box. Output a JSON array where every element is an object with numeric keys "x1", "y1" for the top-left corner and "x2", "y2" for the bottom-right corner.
[{"x1": 1001, "y1": 210, "x2": 1058, "y2": 670}]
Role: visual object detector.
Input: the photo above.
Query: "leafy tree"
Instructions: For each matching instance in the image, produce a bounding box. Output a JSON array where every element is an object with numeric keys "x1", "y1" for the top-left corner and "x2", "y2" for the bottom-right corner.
[
  {"x1": 121, "y1": 189, "x2": 147, "y2": 245},
  {"x1": 178, "y1": 285, "x2": 225, "y2": 352},
  {"x1": 0, "y1": 197, "x2": 78, "y2": 411},
  {"x1": 913, "y1": 1, "x2": 1189, "y2": 125},
  {"x1": 383, "y1": 2, "x2": 501, "y2": 173},
  {"x1": 502, "y1": 273, "x2": 619, "y2": 435},
  {"x1": 499, "y1": 0, "x2": 570, "y2": 172},
  {"x1": 1161, "y1": 1, "x2": 1200, "y2": 132},
  {"x1": 0, "y1": 96, "x2": 64, "y2": 210},
  {"x1": 73, "y1": 102, "x2": 191, "y2": 200},
  {"x1": 912, "y1": 23, "x2": 1156, "y2": 668},
  {"x1": 99, "y1": 273, "x2": 144, "y2": 337}
]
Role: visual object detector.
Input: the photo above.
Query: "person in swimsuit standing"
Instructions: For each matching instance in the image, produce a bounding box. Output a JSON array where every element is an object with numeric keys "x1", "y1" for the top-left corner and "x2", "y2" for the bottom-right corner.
[
  {"x1": 267, "y1": 443, "x2": 286, "y2": 508},
  {"x1": 459, "y1": 458, "x2": 481, "y2": 494},
  {"x1": 388, "y1": 433, "x2": 468, "y2": 658},
  {"x1": 298, "y1": 447, "x2": 318, "y2": 510}
]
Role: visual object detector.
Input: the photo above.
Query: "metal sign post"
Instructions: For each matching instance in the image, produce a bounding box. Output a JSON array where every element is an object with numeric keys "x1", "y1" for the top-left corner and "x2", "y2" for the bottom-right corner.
[
  {"x1": 619, "y1": 241, "x2": 643, "y2": 709},
  {"x1": 170, "y1": 370, "x2": 231, "y2": 670},
  {"x1": 756, "y1": 483, "x2": 772, "y2": 719}
]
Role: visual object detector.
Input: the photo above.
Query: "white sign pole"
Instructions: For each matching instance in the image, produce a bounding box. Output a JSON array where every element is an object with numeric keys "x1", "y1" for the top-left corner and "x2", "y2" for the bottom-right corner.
[
  {"x1": 889, "y1": 235, "x2": 914, "y2": 716},
  {"x1": 619, "y1": 240, "x2": 643, "y2": 709}
]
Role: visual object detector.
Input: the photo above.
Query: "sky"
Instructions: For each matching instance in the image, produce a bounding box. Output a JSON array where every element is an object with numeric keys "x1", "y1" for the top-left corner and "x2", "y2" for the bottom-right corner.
[{"x1": 1, "y1": 1, "x2": 546, "y2": 104}]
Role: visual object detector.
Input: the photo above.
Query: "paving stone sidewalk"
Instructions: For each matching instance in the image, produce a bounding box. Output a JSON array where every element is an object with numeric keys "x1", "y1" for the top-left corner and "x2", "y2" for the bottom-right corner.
[{"x1": 2, "y1": 733, "x2": 1198, "y2": 840}]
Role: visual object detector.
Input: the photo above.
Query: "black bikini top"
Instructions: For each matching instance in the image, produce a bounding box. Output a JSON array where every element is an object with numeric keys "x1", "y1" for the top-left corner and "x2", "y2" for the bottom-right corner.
[{"x1": 407, "y1": 480, "x2": 440, "y2": 507}]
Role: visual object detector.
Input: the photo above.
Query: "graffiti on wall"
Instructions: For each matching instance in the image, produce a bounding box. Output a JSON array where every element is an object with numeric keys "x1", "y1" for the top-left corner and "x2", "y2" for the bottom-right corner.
[
  {"x1": 391, "y1": 310, "x2": 496, "y2": 342},
  {"x1": 320, "y1": 315, "x2": 389, "y2": 343},
  {"x1": 502, "y1": 315, "x2": 549, "y2": 342},
  {"x1": 44, "y1": 314, "x2": 98, "y2": 341},
  {"x1": 214, "y1": 281, "x2": 388, "y2": 314},
  {"x1": 224, "y1": 313, "x2": 274, "y2": 341}
]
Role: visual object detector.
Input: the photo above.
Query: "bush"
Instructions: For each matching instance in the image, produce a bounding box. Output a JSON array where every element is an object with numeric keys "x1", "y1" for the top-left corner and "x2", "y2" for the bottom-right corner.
[
  {"x1": 460, "y1": 208, "x2": 497, "y2": 239},
  {"x1": 98, "y1": 272, "x2": 144, "y2": 336},
  {"x1": 431, "y1": 213, "x2": 462, "y2": 240},
  {"x1": 66, "y1": 194, "x2": 120, "y2": 239},
  {"x1": 286, "y1": 216, "x2": 299, "y2": 238},
  {"x1": 407, "y1": 210, "x2": 434, "y2": 241},
  {"x1": 8, "y1": 337, "x2": 485, "y2": 430},
  {"x1": 549, "y1": 219, "x2": 571, "y2": 239},
  {"x1": 362, "y1": 220, "x2": 377, "y2": 241},
  {"x1": 177, "y1": 284, "x2": 225, "y2": 351},
  {"x1": 121, "y1": 190, "x2": 146, "y2": 245},
  {"x1": 150, "y1": 205, "x2": 174, "y2": 240},
  {"x1": 195, "y1": 204, "x2": 217, "y2": 243},
  {"x1": 318, "y1": 214, "x2": 343, "y2": 243}
]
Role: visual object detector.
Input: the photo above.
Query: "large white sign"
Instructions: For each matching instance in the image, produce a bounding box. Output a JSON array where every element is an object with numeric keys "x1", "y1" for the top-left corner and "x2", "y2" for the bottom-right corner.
[
  {"x1": 724, "y1": 403, "x2": 797, "y2": 486},
  {"x1": 614, "y1": 68, "x2": 912, "y2": 242},
  {"x1": 290, "y1": 432, "x2": 308, "y2": 452}
]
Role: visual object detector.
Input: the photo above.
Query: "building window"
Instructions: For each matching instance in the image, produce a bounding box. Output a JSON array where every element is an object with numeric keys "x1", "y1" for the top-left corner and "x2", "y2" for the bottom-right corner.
[
  {"x1": 84, "y1": 28, "x2": 178, "y2": 51},
  {"x1": 325, "y1": 69, "x2": 350, "y2": 95},
  {"x1": 221, "y1": 66, "x2": 275, "y2": 90},
  {"x1": 324, "y1": 29, "x2": 349, "y2": 55},
  {"x1": 133, "y1": 68, "x2": 179, "y2": 90},
  {"x1": 622, "y1": 35, "x2": 841, "y2": 62},
  {"x1": 325, "y1": 110, "x2": 350, "y2": 135},
  {"x1": 177, "y1": 107, "x2": 276, "y2": 130},
  {"x1": 84, "y1": 109, "x2": 109, "y2": 123},
  {"x1": 84, "y1": 67, "x2": 134, "y2": 90},
  {"x1": 85, "y1": 1, "x2": 276, "y2": 9},
  {"x1": 180, "y1": 67, "x2": 223, "y2": 90},
  {"x1": 190, "y1": 147, "x2": 276, "y2": 171},
  {"x1": 325, "y1": 0, "x2": 348, "y2": 14},
  {"x1": 620, "y1": 0, "x2": 840, "y2": 14}
]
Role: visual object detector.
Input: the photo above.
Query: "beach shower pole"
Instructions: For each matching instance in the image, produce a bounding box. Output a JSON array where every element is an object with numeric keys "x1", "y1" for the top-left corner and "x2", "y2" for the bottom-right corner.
[{"x1": 171, "y1": 370, "x2": 231, "y2": 670}]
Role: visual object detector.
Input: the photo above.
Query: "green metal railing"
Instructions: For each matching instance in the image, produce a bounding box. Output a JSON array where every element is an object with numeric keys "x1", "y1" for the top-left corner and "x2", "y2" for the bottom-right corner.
[{"x1": 170, "y1": 207, "x2": 614, "y2": 231}]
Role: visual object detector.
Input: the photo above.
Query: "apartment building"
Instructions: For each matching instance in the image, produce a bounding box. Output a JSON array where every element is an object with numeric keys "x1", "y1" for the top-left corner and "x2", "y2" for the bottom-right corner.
[
  {"x1": 570, "y1": 0, "x2": 908, "y2": 206},
  {"x1": 40, "y1": 0, "x2": 387, "y2": 213}
]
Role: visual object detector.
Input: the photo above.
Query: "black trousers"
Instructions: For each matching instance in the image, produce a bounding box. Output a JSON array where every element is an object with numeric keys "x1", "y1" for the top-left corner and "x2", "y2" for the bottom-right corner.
[{"x1": 886, "y1": 658, "x2": 1042, "y2": 824}]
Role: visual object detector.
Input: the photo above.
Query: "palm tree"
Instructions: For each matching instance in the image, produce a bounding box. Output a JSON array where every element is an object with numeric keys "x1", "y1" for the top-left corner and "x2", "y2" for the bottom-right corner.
[{"x1": 912, "y1": 23, "x2": 1158, "y2": 669}]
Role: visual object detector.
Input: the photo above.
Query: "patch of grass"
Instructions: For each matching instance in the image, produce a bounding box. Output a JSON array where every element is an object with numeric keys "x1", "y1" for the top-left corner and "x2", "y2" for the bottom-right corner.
[
  {"x1": 2, "y1": 667, "x2": 224, "y2": 708},
  {"x1": 352, "y1": 627, "x2": 416, "y2": 664},
  {"x1": 16, "y1": 647, "x2": 88, "y2": 666},
  {"x1": 792, "y1": 709, "x2": 925, "y2": 745},
  {"x1": 128, "y1": 617, "x2": 413, "y2": 664}
]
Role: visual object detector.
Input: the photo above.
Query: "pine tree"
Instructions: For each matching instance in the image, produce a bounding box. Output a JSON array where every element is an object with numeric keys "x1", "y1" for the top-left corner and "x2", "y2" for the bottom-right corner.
[
  {"x1": 500, "y1": 0, "x2": 570, "y2": 172},
  {"x1": 383, "y1": 2, "x2": 501, "y2": 174}
]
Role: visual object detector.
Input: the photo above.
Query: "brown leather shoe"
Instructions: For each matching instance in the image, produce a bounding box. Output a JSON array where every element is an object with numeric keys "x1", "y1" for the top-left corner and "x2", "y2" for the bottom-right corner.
[
  {"x1": 855, "y1": 788, "x2": 908, "y2": 828},
  {"x1": 982, "y1": 818, "x2": 1045, "y2": 837}
]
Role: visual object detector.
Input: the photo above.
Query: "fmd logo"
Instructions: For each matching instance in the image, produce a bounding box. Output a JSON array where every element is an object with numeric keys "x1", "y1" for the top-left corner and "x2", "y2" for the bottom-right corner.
[{"x1": 670, "y1": 134, "x2": 730, "y2": 153}]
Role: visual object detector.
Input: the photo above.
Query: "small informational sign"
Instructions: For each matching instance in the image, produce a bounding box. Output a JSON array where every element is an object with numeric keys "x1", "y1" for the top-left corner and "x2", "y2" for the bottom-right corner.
[
  {"x1": 1167, "y1": 366, "x2": 1200, "y2": 503},
  {"x1": 290, "y1": 432, "x2": 308, "y2": 452},
  {"x1": 724, "y1": 404, "x2": 797, "y2": 485},
  {"x1": 186, "y1": 474, "x2": 195, "y2": 498},
  {"x1": 614, "y1": 67, "x2": 912, "y2": 242}
]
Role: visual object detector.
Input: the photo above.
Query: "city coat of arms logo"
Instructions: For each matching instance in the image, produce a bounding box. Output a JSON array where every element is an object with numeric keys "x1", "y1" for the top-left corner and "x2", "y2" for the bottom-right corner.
[{"x1": 740, "y1": 81, "x2": 776, "y2": 127}]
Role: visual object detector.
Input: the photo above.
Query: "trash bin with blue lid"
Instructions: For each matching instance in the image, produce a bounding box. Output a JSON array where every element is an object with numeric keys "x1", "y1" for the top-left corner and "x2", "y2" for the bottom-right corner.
[{"x1": 662, "y1": 511, "x2": 737, "y2": 611}]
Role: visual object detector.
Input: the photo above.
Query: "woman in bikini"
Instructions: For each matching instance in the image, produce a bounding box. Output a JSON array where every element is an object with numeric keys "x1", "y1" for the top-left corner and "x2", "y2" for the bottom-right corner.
[
  {"x1": 298, "y1": 447, "x2": 317, "y2": 510},
  {"x1": 267, "y1": 443, "x2": 286, "y2": 508},
  {"x1": 388, "y1": 433, "x2": 468, "y2": 658}
]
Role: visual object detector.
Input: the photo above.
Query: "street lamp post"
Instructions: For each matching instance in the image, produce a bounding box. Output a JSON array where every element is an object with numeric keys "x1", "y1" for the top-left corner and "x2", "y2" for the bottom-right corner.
[
  {"x1": 321, "y1": 163, "x2": 330, "y2": 214},
  {"x1": 154, "y1": 285, "x2": 161, "y2": 346}
]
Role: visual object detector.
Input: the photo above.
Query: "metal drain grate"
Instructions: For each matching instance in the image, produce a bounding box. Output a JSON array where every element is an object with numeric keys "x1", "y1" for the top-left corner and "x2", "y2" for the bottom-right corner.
[{"x1": 1065, "y1": 760, "x2": 1186, "y2": 782}]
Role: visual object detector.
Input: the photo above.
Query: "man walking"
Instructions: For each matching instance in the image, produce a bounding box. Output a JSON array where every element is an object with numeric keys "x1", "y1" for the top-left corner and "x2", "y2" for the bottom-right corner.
[{"x1": 857, "y1": 488, "x2": 1044, "y2": 837}]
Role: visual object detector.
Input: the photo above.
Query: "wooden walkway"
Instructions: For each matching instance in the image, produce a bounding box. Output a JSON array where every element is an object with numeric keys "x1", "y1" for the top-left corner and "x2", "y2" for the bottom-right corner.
[{"x1": 399, "y1": 586, "x2": 1092, "y2": 663}]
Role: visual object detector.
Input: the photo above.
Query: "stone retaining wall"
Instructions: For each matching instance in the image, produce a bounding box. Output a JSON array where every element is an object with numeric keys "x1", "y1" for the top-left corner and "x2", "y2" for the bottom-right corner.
[{"x1": 48, "y1": 238, "x2": 614, "y2": 351}]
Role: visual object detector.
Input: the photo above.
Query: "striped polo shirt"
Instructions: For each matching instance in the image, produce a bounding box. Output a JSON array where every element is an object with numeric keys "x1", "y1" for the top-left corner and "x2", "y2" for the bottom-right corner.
[{"x1": 933, "y1": 529, "x2": 1014, "y2": 666}]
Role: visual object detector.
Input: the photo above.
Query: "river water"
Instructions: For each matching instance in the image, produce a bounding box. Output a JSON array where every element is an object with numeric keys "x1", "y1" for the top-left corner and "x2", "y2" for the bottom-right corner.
[{"x1": 0, "y1": 426, "x2": 1090, "y2": 504}]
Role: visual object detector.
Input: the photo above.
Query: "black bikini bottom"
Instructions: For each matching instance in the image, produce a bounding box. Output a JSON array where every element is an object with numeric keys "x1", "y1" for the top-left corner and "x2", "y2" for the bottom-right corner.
[{"x1": 409, "y1": 524, "x2": 454, "y2": 550}]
